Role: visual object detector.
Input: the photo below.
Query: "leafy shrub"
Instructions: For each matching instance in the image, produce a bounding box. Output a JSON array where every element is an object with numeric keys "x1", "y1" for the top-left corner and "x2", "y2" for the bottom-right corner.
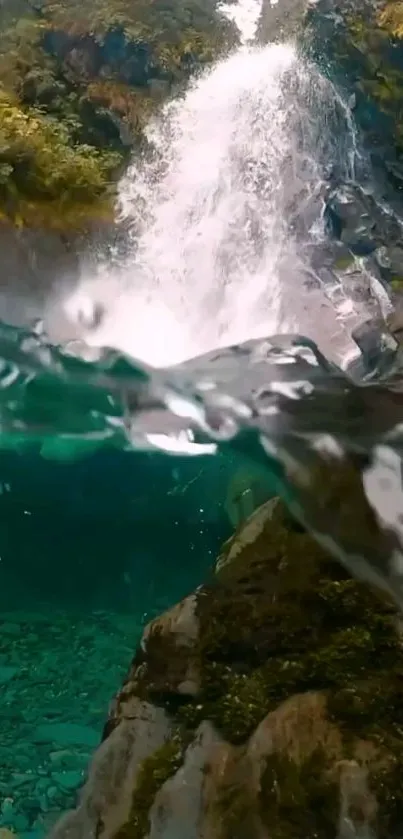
[
  {"x1": 0, "y1": 0, "x2": 237, "y2": 225},
  {"x1": 0, "y1": 88, "x2": 119, "y2": 225}
]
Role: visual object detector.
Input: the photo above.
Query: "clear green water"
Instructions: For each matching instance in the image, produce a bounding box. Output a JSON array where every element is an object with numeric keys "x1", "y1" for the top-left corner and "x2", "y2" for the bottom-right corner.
[
  {"x1": 1, "y1": 324, "x2": 403, "y2": 837},
  {"x1": 0, "y1": 443, "x2": 242, "y2": 837}
]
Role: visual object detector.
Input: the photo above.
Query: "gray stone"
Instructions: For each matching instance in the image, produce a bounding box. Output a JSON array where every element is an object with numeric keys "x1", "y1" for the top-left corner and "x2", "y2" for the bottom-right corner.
[
  {"x1": 52, "y1": 771, "x2": 83, "y2": 793},
  {"x1": 48, "y1": 701, "x2": 172, "y2": 839},
  {"x1": 32, "y1": 724, "x2": 100, "y2": 749},
  {"x1": 13, "y1": 814, "x2": 30, "y2": 832}
]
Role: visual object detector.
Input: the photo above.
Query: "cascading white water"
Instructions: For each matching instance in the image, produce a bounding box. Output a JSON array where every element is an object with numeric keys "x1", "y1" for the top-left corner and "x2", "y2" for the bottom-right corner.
[{"x1": 63, "y1": 34, "x2": 373, "y2": 369}]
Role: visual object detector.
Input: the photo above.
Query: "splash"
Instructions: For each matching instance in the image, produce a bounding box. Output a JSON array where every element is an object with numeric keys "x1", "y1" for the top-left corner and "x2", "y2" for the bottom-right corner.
[
  {"x1": 218, "y1": 0, "x2": 262, "y2": 43},
  {"x1": 1, "y1": 14, "x2": 403, "y2": 612},
  {"x1": 64, "y1": 41, "x2": 371, "y2": 370}
]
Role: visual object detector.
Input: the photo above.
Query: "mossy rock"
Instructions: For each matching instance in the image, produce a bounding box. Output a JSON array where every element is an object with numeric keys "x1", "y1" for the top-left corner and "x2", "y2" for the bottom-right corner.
[
  {"x1": 189, "y1": 500, "x2": 402, "y2": 748},
  {"x1": 114, "y1": 736, "x2": 187, "y2": 839},
  {"x1": 302, "y1": 0, "x2": 403, "y2": 179},
  {"x1": 100, "y1": 497, "x2": 403, "y2": 838},
  {"x1": 118, "y1": 498, "x2": 403, "y2": 750}
]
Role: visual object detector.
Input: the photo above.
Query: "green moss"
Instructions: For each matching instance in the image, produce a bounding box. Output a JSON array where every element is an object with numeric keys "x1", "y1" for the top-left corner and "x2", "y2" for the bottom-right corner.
[
  {"x1": 202, "y1": 667, "x2": 272, "y2": 743},
  {"x1": 0, "y1": 89, "x2": 119, "y2": 227},
  {"x1": 211, "y1": 744, "x2": 342, "y2": 839},
  {"x1": 333, "y1": 252, "x2": 355, "y2": 271},
  {"x1": 259, "y1": 749, "x2": 339, "y2": 839},
  {"x1": 304, "y1": 1, "x2": 403, "y2": 160},
  {"x1": 114, "y1": 736, "x2": 186, "y2": 839},
  {"x1": 100, "y1": 495, "x2": 403, "y2": 836},
  {"x1": 187, "y1": 501, "x2": 403, "y2": 746},
  {"x1": 0, "y1": 0, "x2": 238, "y2": 225},
  {"x1": 217, "y1": 775, "x2": 262, "y2": 839}
]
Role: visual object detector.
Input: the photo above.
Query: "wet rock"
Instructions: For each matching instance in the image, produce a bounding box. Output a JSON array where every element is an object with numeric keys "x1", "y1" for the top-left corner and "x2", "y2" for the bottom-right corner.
[
  {"x1": 0, "y1": 830, "x2": 17, "y2": 839},
  {"x1": 215, "y1": 497, "x2": 278, "y2": 576},
  {"x1": 258, "y1": 0, "x2": 312, "y2": 44},
  {"x1": 112, "y1": 595, "x2": 201, "y2": 708},
  {"x1": 0, "y1": 224, "x2": 81, "y2": 331},
  {"x1": 147, "y1": 722, "x2": 222, "y2": 839},
  {"x1": 303, "y1": 0, "x2": 403, "y2": 195},
  {"x1": 375, "y1": 243, "x2": 403, "y2": 289},
  {"x1": 324, "y1": 182, "x2": 400, "y2": 256}
]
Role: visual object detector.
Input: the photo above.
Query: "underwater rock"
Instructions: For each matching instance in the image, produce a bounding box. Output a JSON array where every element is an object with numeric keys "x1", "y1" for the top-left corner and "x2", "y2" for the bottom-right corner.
[
  {"x1": 48, "y1": 497, "x2": 403, "y2": 838},
  {"x1": 106, "y1": 595, "x2": 202, "y2": 715},
  {"x1": 147, "y1": 721, "x2": 224, "y2": 839},
  {"x1": 48, "y1": 702, "x2": 172, "y2": 839},
  {"x1": 32, "y1": 724, "x2": 100, "y2": 750},
  {"x1": 223, "y1": 461, "x2": 275, "y2": 529}
]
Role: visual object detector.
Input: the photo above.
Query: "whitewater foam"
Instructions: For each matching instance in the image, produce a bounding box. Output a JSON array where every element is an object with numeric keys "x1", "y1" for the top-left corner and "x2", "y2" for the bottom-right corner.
[
  {"x1": 218, "y1": 0, "x2": 262, "y2": 43},
  {"x1": 62, "y1": 38, "x2": 372, "y2": 369}
]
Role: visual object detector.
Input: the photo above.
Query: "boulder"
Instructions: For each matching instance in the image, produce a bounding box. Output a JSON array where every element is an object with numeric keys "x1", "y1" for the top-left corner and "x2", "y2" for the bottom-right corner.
[{"x1": 48, "y1": 496, "x2": 403, "y2": 838}]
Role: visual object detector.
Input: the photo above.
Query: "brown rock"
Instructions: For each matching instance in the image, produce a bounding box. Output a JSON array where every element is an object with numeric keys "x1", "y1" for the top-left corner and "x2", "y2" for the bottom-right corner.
[
  {"x1": 49, "y1": 702, "x2": 171, "y2": 839},
  {"x1": 113, "y1": 595, "x2": 201, "y2": 710}
]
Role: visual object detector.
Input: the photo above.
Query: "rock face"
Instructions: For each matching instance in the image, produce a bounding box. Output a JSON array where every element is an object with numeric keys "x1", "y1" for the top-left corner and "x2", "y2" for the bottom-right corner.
[
  {"x1": 49, "y1": 497, "x2": 403, "y2": 839},
  {"x1": 304, "y1": 0, "x2": 403, "y2": 193}
]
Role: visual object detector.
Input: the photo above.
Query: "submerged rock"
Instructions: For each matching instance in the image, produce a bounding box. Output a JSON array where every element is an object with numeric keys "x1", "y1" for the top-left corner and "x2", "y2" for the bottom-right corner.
[
  {"x1": 32, "y1": 724, "x2": 100, "y2": 750},
  {"x1": 48, "y1": 498, "x2": 403, "y2": 838}
]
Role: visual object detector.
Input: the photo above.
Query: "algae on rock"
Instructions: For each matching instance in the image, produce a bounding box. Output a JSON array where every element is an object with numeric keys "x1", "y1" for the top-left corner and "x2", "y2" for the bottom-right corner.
[
  {"x1": 49, "y1": 497, "x2": 403, "y2": 839},
  {"x1": 303, "y1": 0, "x2": 403, "y2": 180}
]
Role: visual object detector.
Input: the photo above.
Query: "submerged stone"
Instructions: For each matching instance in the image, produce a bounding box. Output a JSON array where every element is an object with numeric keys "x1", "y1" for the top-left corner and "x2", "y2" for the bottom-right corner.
[
  {"x1": 47, "y1": 496, "x2": 403, "y2": 838},
  {"x1": 32, "y1": 724, "x2": 100, "y2": 749}
]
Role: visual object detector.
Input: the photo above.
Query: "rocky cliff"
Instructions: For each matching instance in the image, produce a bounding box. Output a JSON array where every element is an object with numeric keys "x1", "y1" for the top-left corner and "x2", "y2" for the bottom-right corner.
[{"x1": 47, "y1": 498, "x2": 403, "y2": 839}]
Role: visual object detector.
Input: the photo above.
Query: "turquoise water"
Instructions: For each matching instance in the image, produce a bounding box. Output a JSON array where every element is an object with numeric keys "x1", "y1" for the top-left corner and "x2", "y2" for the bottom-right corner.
[
  {"x1": 0, "y1": 442, "x2": 246, "y2": 837},
  {"x1": 0, "y1": 444, "x2": 225, "y2": 835},
  {"x1": 1, "y1": 322, "x2": 403, "y2": 837}
]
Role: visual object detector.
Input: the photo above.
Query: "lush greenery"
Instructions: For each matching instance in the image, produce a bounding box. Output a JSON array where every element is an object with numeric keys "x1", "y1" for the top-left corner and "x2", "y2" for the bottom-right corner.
[
  {"x1": 0, "y1": 0, "x2": 237, "y2": 226},
  {"x1": 0, "y1": 88, "x2": 120, "y2": 228},
  {"x1": 305, "y1": 0, "x2": 403, "y2": 168}
]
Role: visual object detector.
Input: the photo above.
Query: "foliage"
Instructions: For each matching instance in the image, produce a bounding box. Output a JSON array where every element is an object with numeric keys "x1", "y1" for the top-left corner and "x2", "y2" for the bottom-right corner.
[
  {"x1": 378, "y1": 1, "x2": 403, "y2": 39},
  {"x1": 0, "y1": 0, "x2": 237, "y2": 226},
  {"x1": 0, "y1": 88, "x2": 119, "y2": 226},
  {"x1": 304, "y1": 0, "x2": 403, "y2": 170}
]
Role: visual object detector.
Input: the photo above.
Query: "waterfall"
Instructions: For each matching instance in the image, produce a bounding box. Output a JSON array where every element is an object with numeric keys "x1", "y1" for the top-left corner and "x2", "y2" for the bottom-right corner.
[{"x1": 62, "y1": 32, "x2": 373, "y2": 369}]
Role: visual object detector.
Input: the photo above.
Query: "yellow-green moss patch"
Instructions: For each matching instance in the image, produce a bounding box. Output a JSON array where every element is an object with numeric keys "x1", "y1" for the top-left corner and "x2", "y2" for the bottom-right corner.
[{"x1": 114, "y1": 736, "x2": 186, "y2": 839}]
